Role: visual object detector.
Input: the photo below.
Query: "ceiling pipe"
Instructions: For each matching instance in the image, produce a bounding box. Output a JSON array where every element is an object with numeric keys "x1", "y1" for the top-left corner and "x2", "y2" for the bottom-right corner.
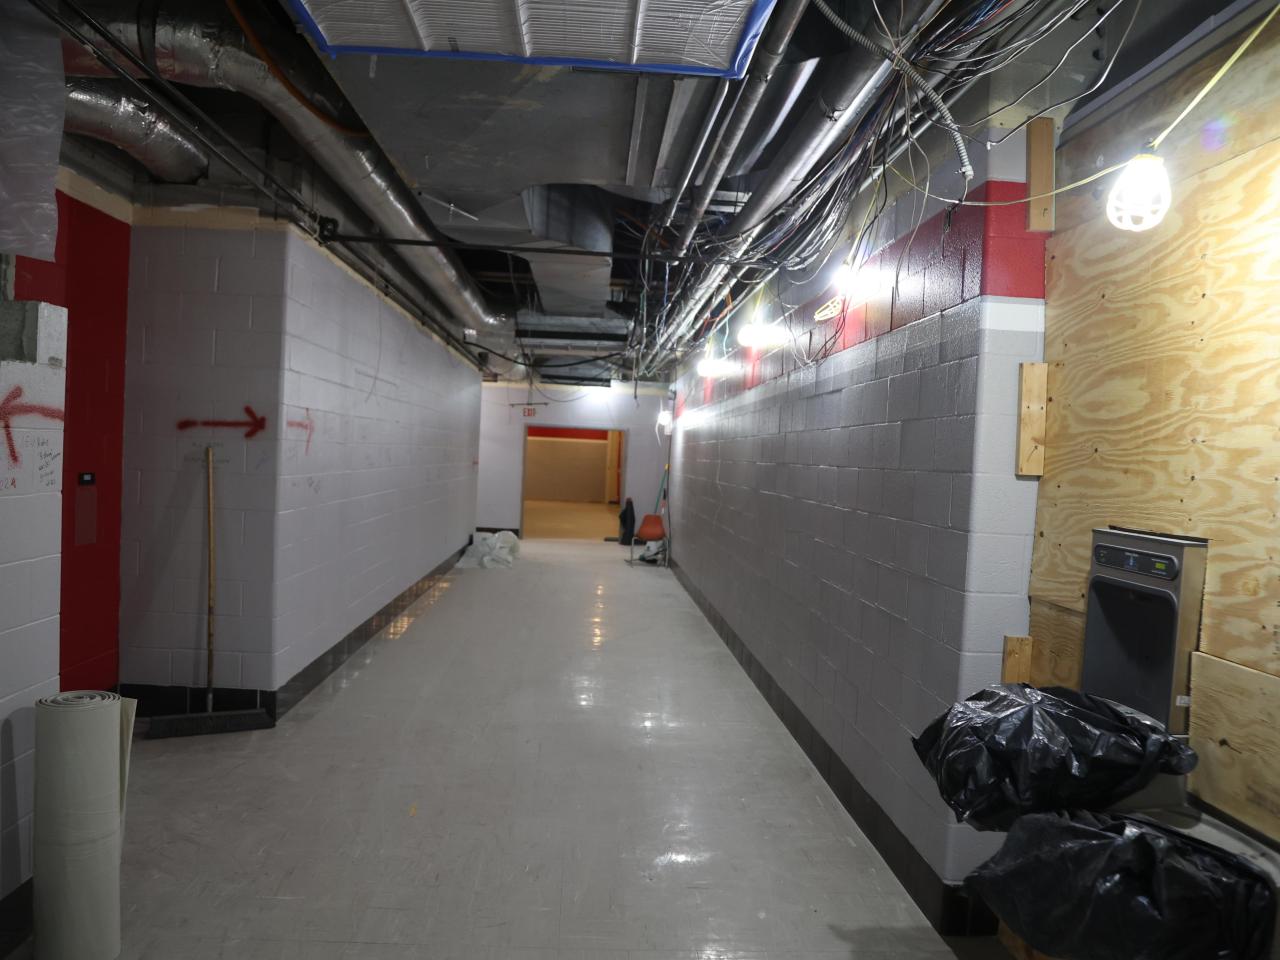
[
  {"x1": 641, "y1": 0, "x2": 954, "y2": 374},
  {"x1": 58, "y1": 0, "x2": 498, "y2": 334},
  {"x1": 670, "y1": 0, "x2": 811, "y2": 256},
  {"x1": 64, "y1": 78, "x2": 209, "y2": 183},
  {"x1": 726, "y1": 0, "x2": 947, "y2": 236},
  {"x1": 658, "y1": 77, "x2": 731, "y2": 229}
]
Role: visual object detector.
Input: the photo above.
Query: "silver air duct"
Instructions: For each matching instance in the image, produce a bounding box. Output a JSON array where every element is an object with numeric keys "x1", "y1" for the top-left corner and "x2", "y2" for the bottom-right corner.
[
  {"x1": 64, "y1": 78, "x2": 208, "y2": 183},
  {"x1": 60, "y1": 0, "x2": 496, "y2": 333}
]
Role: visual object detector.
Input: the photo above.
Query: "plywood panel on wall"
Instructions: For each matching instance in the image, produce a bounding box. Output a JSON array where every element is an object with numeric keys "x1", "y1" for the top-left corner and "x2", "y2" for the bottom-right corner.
[
  {"x1": 1032, "y1": 136, "x2": 1280, "y2": 677},
  {"x1": 1189, "y1": 652, "x2": 1280, "y2": 839},
  {"x1": 1032, "y1": 18, "x2": 1280, "y2": 839}
]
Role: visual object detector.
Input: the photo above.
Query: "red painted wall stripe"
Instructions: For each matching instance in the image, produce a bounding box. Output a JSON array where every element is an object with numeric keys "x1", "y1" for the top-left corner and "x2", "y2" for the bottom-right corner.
[
  {"x1": 527, "y1": 426, "x2": 609, "y2": 441},
  {"x1": 14, "y1": 190, "x2": 130, "y2": 692}
]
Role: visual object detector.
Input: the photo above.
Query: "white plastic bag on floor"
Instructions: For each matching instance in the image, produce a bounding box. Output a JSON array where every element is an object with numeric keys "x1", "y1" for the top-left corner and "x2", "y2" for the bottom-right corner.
[{"x1": 457, "y1": 531, "x2": 520, "y2": 569}]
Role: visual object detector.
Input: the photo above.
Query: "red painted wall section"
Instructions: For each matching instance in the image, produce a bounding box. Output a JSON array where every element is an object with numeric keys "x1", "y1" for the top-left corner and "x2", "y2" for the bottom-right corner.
[
  {"x1": 526, "y1": 426, "x2": 609, "y2": 441},
  {"x1": 14, "y1": 190, "x2": 130, "y2": 691}
]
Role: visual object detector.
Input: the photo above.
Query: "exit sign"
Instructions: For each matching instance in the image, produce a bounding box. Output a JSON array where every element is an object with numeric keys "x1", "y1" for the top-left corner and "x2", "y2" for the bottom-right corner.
[{"x1": 522, "y1": 407, "x2": 536, "y2": 417}]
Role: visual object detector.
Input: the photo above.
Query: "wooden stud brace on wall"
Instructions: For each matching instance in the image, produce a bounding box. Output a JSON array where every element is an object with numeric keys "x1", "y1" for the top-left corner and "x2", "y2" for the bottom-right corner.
[
  {"x1": 1017, "y1": 362, "x2": 1048, "y2": 477},
  {"x1": 1026, "y1": 116, "x2": 1056, "y2": 233}
]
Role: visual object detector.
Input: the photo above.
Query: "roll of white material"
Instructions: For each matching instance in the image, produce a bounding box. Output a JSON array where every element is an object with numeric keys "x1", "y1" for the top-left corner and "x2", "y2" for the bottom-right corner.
[{"x1": 33, "y1": 690, "x2": 136, "y2": 960}]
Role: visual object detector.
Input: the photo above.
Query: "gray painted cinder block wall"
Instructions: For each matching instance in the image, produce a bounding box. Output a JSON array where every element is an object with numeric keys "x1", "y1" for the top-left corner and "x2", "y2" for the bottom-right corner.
[{"x1": 669, "y1": 295, "x2": 1043, "y2": 883}]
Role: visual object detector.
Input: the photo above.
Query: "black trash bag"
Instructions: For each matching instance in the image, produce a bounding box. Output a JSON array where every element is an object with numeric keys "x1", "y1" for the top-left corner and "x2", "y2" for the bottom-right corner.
[
  {"x1": 912, "y1": 683, "x2": 1197, "y2": 830},
  {"x1": 619, "y1": 497, "x2": 636, "y2": 545},
  {"x1": 968, "y1": 811, "x2": 1276, "y2": 960}
]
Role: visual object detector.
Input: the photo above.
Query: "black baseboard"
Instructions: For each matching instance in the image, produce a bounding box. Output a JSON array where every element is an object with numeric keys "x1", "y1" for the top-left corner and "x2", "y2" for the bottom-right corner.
[
  {"x1": 0, "y1": 880, "x2": 30, "y2": 957},
  {"x1": 477, "y1": 525, "x2": 520, "y2": 538},
  {"x1": 669, "y1": 560, "x2": 996, "y2": 938},
  {"x1": 122, "y1": 545, "x2": 466, "y2": 724}
]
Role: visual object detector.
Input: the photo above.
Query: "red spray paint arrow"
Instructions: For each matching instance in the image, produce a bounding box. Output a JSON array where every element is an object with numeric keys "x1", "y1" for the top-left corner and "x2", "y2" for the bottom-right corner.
[
  {"x1": 0, "y1": 385, "x2": 65, "y2": 466},
  {"x1": 286, "y1": 407, "x2": 314, "y2": 454},
  {"x1": 177, "y1": 405, "x2": 267, "y2": 438}
]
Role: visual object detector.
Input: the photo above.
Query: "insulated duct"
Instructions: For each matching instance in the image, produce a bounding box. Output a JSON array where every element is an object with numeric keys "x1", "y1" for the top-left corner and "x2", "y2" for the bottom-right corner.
[
  {"x1": 64, "y1": 78, "x2": 208, "y2": 182},
  {"x1": 519, "y1": 184, "x2": 614, "y2": 317},
  {"x1": 671, "y1": 0, "x2": 810, "y2": 256},
  {"x1": 59, "y1": 0, "x2": 497, "y2": 333}
]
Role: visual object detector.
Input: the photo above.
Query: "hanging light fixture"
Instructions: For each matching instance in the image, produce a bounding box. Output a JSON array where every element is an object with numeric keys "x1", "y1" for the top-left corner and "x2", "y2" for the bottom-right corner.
[
  {"x1": 1106, "y1": 153, "x2": 1172, "y2": 232},
  {"x1": 695, "y1": 345, "x2": 738, "y2": 379},
  {"x1": 736, "y1": 307, "x2": 792, "y2": 349}
]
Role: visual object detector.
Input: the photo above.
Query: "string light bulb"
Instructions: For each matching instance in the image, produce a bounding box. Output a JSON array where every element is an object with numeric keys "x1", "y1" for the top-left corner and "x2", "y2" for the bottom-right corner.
[
  {"x1": 833, "y1": 261, "x2": 856, "y2": 295},
  {"x1": 737, "y1": 307, "x2": 791, "y2": 349},
  {"x1": 1106, "y1": 153, "x2": 1171, "y2": 232},
  {"x1": 695, "y1": 346, "x2": 737, "y2": 379}
]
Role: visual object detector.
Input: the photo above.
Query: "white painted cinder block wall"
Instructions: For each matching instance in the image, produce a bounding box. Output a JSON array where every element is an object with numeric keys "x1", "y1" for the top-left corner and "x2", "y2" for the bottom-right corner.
[
  {"x1": 272, "y1": 232, "x2": 479, "y2": 687},
  {"x1": 668, "y1": 295, "x2": 1043, "y2": 885},
  {"x1": 120, "y1": 223, "x2": 479, "y2": 692},
  {"x1": 0, "y1": 302, "x2": 67, "y2": 901},
  {"x1": 477, "y1": 382, "x2": 667, "y2": 532},
  {"x1": 120, "y1": 225, "x2": 287, "y2": 692}
]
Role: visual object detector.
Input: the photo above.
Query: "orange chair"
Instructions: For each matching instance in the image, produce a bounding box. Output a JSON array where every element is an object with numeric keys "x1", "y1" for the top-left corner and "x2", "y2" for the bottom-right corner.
[{"x1": 628, "y1": 513, "x2": 667, "y2": 565}]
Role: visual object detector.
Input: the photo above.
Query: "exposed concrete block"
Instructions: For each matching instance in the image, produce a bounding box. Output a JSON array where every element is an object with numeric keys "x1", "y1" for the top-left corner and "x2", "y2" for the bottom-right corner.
[{"x1": 0, "y1": 301, "x2": 67, "y2": 367}]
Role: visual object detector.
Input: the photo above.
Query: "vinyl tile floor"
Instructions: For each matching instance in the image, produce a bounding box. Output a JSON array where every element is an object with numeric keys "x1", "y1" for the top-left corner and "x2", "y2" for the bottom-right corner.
[
  {"x1": 111, "y1": 540, "x2": 1008, "y2": 960},
  {"x1": 522, "y1": 499, "x2": 621, "y2": 540}
]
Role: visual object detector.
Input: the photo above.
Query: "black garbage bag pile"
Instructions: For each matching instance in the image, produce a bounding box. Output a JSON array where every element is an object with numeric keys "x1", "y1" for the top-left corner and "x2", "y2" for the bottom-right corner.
[
  {"x1": 968, "y1": 811, "x2": 1277, "y2": 960},
  {"x1": 913, "y1": 685, "x2": 1275, "y2": 959},
  {"x1": 912, "y1": 683, "x2": 1198, "y2": 830}
]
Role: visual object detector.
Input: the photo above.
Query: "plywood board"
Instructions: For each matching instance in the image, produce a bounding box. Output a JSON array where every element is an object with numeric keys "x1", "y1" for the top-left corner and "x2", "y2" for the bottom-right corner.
[
  {"x1": 1016, "y1": 362, "x2": 1047, "y2": 477},
  {"x1": 1189, "y1": 652, "x2": 1280, "y2": 839},
  {"x1": 1032, "y1": 134, "x2": 1280, "y2": 676},
  {"x1": 1002, "y1": 635, "x2": 1035, "y2": 684},
  {"x1": 1025, "y1": 117, "x2": 1056, "y2": 232},
  {"x1": 1027, "y1": 599, "x2": 1084, "y2": 689}
]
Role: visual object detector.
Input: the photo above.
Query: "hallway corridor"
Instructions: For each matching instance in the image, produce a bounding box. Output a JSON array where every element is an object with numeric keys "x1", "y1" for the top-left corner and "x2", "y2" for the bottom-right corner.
[{"x1": 117, "y1": 542, "x2": 998, "y2": 959}]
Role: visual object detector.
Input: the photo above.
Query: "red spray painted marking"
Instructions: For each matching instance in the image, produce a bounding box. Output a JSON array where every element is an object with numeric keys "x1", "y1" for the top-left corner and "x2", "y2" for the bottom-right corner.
[
  {"x1": 286, "y1": 408, "x2": 314, "y2": 454},
  {"x1": 0, "y1": 385, "x2": 66, "y2": 466},
  {"x1": 177, "y1": 405, "x2": 266, "y2": 438}
]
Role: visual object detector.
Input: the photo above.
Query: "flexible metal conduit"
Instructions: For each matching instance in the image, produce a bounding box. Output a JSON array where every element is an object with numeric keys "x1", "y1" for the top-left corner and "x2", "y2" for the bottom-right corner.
[
  {"x1": 812, "y1": 0, "x2": 973, "y2": 183},
  {"x1": 59, "y1": 0, "x2": 496, "y2": 332},
  {"x1": 64, "y1": 78, "x2": 209, "y2": 182},
  {"x1": 670, "y1": 0, "x2": 811, "y2": 256}
]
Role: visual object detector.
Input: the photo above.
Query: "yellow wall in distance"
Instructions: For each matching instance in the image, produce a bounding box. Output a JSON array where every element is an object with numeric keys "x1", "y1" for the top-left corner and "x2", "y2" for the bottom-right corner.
[{"x1": 524, "y1": 437, "x2": 609, "y2": 502}]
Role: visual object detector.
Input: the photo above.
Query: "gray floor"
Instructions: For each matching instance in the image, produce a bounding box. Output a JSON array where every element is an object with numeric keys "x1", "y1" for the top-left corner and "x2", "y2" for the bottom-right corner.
[{"x1": 115, "y1": 540, "x2": 1007, "y2": 959}]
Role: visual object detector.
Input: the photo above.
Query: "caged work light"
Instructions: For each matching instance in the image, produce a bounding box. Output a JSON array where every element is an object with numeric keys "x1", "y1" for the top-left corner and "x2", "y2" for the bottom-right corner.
[{"x1": 1106, "y1": 153, "x2": 1171, "y2": 232}]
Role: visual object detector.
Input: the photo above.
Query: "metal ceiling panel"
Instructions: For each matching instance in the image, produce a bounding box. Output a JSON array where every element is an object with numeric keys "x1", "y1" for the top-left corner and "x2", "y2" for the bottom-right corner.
[{"x1": 288, "y1": 0, "x2": 777, "y2": 77}]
